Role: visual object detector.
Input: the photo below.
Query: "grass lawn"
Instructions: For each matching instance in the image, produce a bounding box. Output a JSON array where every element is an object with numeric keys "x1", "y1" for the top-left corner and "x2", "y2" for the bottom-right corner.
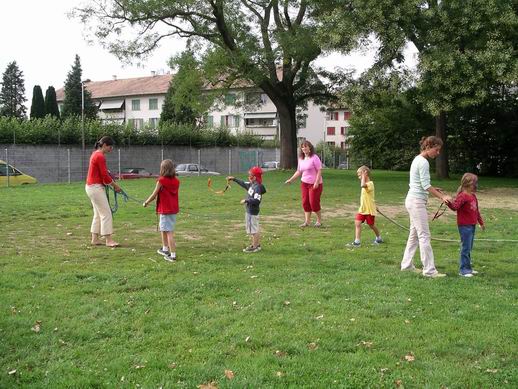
[{"x1": 1, "y1": 169, "x2": 517, "y2": 388}]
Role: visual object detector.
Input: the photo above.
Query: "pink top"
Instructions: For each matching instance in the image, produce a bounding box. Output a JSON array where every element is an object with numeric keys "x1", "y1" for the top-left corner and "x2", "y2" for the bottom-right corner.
[{"x1": 297, "y1": 154, "x2": 323, "y2": 185}]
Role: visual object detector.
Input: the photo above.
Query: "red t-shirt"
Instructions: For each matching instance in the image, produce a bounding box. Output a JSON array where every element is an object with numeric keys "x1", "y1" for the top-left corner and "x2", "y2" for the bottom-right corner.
[
  {"x1": 447, "y1": 192, "x2": 484, "y2": 226},
  {"x1": 156, "y1": 176, "x2": 180, "y2": 215},
  {"x1": 86, "y1": 151, "x2": 113, "y2": 185}
]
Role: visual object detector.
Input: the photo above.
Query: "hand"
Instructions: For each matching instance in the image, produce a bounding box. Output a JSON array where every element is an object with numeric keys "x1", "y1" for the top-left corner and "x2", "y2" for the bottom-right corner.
[
  {"x1": 285, "y1": 178, "x2": 292, "y2": 185},
  {"x1": 480, "y1": 224, "x2": 485, "y2": 231},
  {"x1": 143, "y1": 201, "x2": 148, "y2": 208},
  {"x1": 226, "y1": 176, "x2": 235, "y2": 181},
  {"x1": 313, "y1": 182, "x2": 319, "y2": 190},
  {"x1": 113, "y1": 183, "x2": 121, "y2": 193},
  {"x1": 442, "y1": 195, "x2": 452, "y2": 204},
  {"x1": 240, "y1": 199, "x2": 246, "y2": 204}
]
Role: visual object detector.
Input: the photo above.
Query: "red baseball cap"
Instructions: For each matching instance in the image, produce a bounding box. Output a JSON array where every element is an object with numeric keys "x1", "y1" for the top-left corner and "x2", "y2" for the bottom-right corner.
[{"x1": 249, "y1": 166, "x2": 263, "y2": 183}]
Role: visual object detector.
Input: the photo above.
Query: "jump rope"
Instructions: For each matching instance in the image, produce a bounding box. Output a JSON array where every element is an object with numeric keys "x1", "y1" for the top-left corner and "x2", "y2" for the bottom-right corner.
[{"x1": 106, "y1": 181, "x2": 518, "y2": 243}]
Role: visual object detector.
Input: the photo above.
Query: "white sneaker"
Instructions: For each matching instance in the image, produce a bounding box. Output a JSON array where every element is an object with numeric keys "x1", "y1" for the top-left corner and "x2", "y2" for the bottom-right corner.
[
  {"x1": 424, "y1": 272, "x2": 447, "y2": 278},
  {"x1": 459, "y1": 273, "x2": 473, "y2": 277}
]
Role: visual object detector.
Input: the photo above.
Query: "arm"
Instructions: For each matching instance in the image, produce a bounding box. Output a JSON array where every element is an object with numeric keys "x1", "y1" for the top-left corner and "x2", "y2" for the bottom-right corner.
[
  {"x1": 360, "y1": 172, "x2": 368, "y2": 189},
  {"x1": 227, "y1": 176, "x2": 249, "y2": 190},
  {"x1": 285, "y1": 169, "x2": 301, "y2": 184},
  {"x1": 446, "y1": 193, "x2": 466, "y2": 211},
  {"x1": 428, "y1": 186, "x2": 451, "y2": 203},
  {"x1": 143, "y1": 181, "x2": 161, "y2": 207},
  {"x1": 313, "y1": 168, "x2": 322, "y2": 189},
  {"x1": 476, "y1": 196, "x2": 485, "y2": 230}
]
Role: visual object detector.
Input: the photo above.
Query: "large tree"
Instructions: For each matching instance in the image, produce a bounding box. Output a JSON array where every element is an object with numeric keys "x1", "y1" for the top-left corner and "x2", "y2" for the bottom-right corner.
[
  {"x1": 30, "y1": 85, "x2": 45, "y2": 119},
  {"x1": 317, "y1": 0, "x2": 518, "y2": 177},
  {"x1": 44, "y1": 86, "x2": 60, "y2": 119},
  {"x1": 0, "y1": 61, "x2": 27, "y2": 119},
  {"x1": 61, "y1": 54, "x2": 97, "y2": 119},
  {"x1": 74, "y1": 0, "x2": 349, "y2": 168}
]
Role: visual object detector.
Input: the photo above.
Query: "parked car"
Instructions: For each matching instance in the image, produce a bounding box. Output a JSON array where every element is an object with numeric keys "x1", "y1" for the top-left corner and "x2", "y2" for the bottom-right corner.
[
  {"x1": 114, "y1": 168, "x2": 158, "y2": 180},
  {"x1": 337, "y1": 162, "x2": 348, "y2": 170},
  {"x1": 261, "y1": 161, "x2": 280, "y2": 171},
  {"x1": 0, "y1": 160, "x2": 38, "y2": 186},
  {"x1": 176, "y1": 163, "x2": 220, "y2": 176}
]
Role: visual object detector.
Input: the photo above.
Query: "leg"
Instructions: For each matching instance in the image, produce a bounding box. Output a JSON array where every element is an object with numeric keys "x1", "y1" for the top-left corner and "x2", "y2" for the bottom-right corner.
[
  {"x1": 86, "y1": 185, "x2": 116, "y2": 246},
  {"x1": 167, "y1": 231, "x2": 176, "y2": 254},
  {"x1": 369, "y1": 223, "x2": 381, "y2": 238},
  {"x1": 252, "y1": 232, "x2": 260, "y2": 248},
  {"x1": 161, "y1": 231, "x2": 169, "y2": 250},
  {"x1": 308, "y1": 183, "x2": 323, "y2": 225},
  {"x1": 354, "y1": 220, "x2": 362, "y2": 242},
  {"x1": 410, "y1": 199, "x2": 436, "y2": 276},
  {"x1": 401, "y1": 197, "x2": 420, "y2": 270},
  {"x1": 300, "y1": 183, "x2": 312, "y2": 225},
  {"x1": 458, "y1": 225, "x2": 474, "y2": 274}
]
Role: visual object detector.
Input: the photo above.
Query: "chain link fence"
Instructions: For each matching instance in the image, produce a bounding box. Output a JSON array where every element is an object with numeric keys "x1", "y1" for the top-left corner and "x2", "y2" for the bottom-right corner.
[{"x1": 0, "y1": 144, "x2": 279, "y2": 187}]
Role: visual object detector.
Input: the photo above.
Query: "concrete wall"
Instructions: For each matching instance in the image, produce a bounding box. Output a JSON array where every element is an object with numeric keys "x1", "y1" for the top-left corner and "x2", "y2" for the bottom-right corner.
[{"x1": 0, "y1": 144, "x2": 280, "y2": 184}]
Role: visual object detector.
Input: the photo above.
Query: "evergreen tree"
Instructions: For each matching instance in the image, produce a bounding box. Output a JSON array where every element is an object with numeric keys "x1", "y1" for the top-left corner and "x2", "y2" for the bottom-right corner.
[
  {"x1": 30, "y1": 85, "x2": 45, "y2": 119},
  {"x1": 0, "y1": 61, "x2": 27, "y2": 118},
  {"x1": 61, "y1": 54, "x2": 97, "y2": 119},
  {"x1": 44, "y1": 86, "x2": 60, "y2": 119}
]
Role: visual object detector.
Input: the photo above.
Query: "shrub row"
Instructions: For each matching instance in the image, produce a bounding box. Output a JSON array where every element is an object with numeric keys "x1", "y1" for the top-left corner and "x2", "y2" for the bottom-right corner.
[{"x1": 0, "y1": 116, "x2": 270, "y2": 148}]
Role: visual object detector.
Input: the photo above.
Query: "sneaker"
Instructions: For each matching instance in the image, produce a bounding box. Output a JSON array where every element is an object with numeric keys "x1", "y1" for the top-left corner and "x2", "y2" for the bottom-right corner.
[
  {"x1": 164, "y1": 255, "x2": 176, "y2": 262},
  {"x1": 374, "y1": 237, "x2": 384, "y2": 244},
  {"x1": 471, "y1": 270, "x2": 479, "y2": 275},
  {"x1": 157, "y1": 248, "x2": 170, "y2": 257},
  {"x1": 459, "y1": 272, "x2": 473, "y2": 277},
  {"x1": 424, "y1": 272, "x2": 447, "y2": 278},
  {"x1": 401, "y1": 266, "x2": 422, "y2": 274},
  {"x1": 346, "y1": 241, "x2": 361, "y2": 248},
  {"x1": 299, "y1": 222, "x2": 309, "y2": 228},
  {"x1": 314, "y1": 222, "x2": 322, "y2": 227},
  {"x1": 243, "y1": 245, "x2": 261, "y2": 253}
]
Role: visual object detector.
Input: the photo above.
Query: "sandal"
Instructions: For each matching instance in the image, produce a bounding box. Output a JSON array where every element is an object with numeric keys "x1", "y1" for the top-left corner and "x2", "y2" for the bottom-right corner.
[
  {"x1": 106, "y1": 242, "x2": 120, "y2": 248},
  {"x1": 299, "y1": 222, "x2": 309, "y2": 228},
  {"x1": 314, "y1": 222, "x2": 322, "y2": 227}
]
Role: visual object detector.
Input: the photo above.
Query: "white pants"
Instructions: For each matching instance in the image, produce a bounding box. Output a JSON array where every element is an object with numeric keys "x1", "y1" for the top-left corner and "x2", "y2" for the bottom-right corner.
[
  {"x1": 401, "y1": 196, "x2": 438, "y2": 276},
  {"x1": 85, "y1": 184, "x2": 113, "y2": 236}
]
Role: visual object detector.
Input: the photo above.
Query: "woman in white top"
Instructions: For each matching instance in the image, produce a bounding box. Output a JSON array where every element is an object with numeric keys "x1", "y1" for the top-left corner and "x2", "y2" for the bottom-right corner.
[{"x1": 401, "y1": 136, "x2": 451, "y2": 277}]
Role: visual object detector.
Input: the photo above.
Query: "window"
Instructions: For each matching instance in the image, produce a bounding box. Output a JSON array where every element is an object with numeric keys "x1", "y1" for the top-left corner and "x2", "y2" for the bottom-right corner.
[
  {"x1": 206, "y1": 115, "x2": 214, "y2": 126},
  {"x1": 327, "y1": 141, "x2": 335, "y2": 148},
  {"x1": 297, "y1": 115, "x2": 307, "y2": 129},
  {"x1": 327, "y1": 126, "x2": 335, "y2": 135},
  {"x1": 221, "y1": 115, "x2": 229, "y2": 126},
  {"x1": 148, "y1": 118, "x2": 159, "y2": 128},
  {"x1": 233, "y1": 115, "x2": 240, "y2": 127},
  {"x1": 344, "y1": 111, "x2": 351, "y2": 120},
  {"x1": 128, "y1": 118, "x2": 144, "y2": 130},
  {"x1": 340, "y1": 126, "x2": 347, "y2": 135},
  {"x1": 341, "y1": 142, "x2": 347, "y2": 149},
  {"x1": 245, "y1": 92, "x2": 262, "y2": 105},
  {"x1": 131, "y1": 99, "x2": 140, "y2": 111},
  {"x1": 224, "y1": 93, "x2": 236, "y2": 105},
  {"x1": 221, "y1": 115, "x2": 240, "y2": 127},
  {"x1": 149, "y1": 98, "x2": 158, "y2": 110},
  {"x1": 326, "y1": 111, "x2": 339, "y2": 120}
]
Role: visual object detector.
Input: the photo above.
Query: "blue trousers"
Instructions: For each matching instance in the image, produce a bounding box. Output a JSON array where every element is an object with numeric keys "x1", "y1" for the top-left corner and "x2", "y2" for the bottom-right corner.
[{"x1": 458, "y1": 225, "x2": 476, "y2": 275}]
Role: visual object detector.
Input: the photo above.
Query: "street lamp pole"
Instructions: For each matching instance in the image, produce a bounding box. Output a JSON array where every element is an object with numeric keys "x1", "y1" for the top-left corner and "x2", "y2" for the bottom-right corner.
[{"x1": 81, "y1": 81, "x2": 85, "y2": 180}]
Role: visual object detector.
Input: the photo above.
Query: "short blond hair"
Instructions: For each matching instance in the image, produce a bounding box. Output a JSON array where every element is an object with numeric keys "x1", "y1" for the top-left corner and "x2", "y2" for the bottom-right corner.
[
  {"x1": 160, "y1": 159, "x2": 176, "y2": 178},
  {"x1": 357, "y1": 165, "x2": 370, "y2": 176}
]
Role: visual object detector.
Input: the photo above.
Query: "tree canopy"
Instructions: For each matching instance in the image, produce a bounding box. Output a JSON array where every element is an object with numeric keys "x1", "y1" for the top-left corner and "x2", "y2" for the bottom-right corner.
[
  {"x1": 44, "y1": 86, "x2": 60, "y2": 119},
  {"x1": 74, "y1": 0, "x2": 350, "y2": 168},
  {"x1": 0, "y1": 61, "x2": 27, "y2": 119},
  {"x1": 30, "y1": 85, "x2": 45, "y2": 119},
  {"x1": 61, "y1": 55, "x2": 97, "y2": 119}
]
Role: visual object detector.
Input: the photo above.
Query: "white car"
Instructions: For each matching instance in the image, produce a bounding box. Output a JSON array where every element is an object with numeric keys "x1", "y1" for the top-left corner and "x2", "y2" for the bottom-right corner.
[
  {"x1": 261, "y1": 161, "x2": 280, "y2": 171},
  {"x1": 175, "y1": 163, "x2": 220, "y2": 176}
]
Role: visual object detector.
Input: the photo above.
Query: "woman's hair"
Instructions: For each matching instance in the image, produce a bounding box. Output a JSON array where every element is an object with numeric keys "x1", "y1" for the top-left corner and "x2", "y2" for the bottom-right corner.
[
  {"x1": 160, "y1": 159, "x2": 176, "y2": 178},
  {"x1": 458, "y1": 172, "x2": 478, "y2": 194},
  {"x1": 419, "y1": 136, "x2": 443, "y2": 151},
  {"x1": 94, "y1": 136, "x2": 114, "y2": 149},
  {"x1": 299, "y1": 140, "x2": 315, "y2": 159},
  {"x1": 357, "y1": 165, "x2": 370, "y2": 176}
]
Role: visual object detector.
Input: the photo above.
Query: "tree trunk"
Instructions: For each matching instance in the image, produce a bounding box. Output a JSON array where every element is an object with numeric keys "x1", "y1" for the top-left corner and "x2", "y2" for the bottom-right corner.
[
  {"x1": 435, "y1": 111, "x2": 449, "y2": 179},
  {"x1": 275, "y1": 100, "x2": 298, "y2": 169}
]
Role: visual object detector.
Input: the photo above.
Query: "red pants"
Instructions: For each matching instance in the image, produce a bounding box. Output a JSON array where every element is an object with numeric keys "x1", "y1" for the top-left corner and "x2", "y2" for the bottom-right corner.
[{"x1": 300, "y1": 182, "x2": 323, "y2": 212}]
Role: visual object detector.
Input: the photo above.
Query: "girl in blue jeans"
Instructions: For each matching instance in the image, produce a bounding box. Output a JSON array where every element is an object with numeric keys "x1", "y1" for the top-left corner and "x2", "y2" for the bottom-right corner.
[{"x1": 447, "y1": 173, "x2": 485, "y2": 277}]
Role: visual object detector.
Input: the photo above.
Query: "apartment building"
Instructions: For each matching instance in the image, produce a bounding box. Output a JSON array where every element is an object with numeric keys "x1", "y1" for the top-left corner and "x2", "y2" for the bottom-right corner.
[{"x1": 56, "y1": 74, "x2": 351, "y2": 148}]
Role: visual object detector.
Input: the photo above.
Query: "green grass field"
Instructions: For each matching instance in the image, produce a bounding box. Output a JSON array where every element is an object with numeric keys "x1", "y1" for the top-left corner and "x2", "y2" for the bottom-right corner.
[{"x1": 1, "y1": 170, "x2": 517, "y2": 388}]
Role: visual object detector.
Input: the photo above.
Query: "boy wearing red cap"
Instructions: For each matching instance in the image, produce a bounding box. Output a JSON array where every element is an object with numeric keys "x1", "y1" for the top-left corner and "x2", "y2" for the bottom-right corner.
[{"x1": 227, "y1": 166, "x2": 267, "y2": 253}]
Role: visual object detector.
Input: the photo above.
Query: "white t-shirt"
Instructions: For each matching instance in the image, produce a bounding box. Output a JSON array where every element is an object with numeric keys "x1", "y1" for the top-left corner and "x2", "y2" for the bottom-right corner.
[{"x1": 407, "y1": 155, "x2": 431, "y2": 200}]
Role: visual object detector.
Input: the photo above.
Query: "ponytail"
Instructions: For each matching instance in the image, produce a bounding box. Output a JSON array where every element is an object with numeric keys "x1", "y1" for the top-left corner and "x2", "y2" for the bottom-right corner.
[
  {"x1": 419, "y1": 136, "x2": 443, "y2": 151},
  {"x1": 94, "y1": 136, "x2": 115, "y2": 149}
]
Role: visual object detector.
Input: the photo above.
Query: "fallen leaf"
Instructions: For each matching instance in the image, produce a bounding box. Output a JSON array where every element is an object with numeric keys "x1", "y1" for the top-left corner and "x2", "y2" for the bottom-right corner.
[
  {"x1": 198, "y1": 381, "x2": 218, "y2": 389},
  {"x1": 284, "y1": 301, "x2": 290, "y2": 306},
  {"x1": 308, "y1": 342, "x2": 318, "y2": 350},
  {"x1": 31, "y1": 321, "x2": 42, "y2": 333},
  {"x1": 224, "y1": 369, "x2": 234, "y2": 379},
  {"x1": 66, "y1": 232, "x2": 73, "y2": 236},
  {"x1": 245, "y1": 336, "x2": 251, "y2": 342},
  {"x1": 357, "y1": 341, "x2": 373, "y2": 348},
  {"x1": 168, "y1": 363, "x2": 177, "y2": 369},
  {"x1": 315, "y1": 314, "x2": 324, "y2": 320},
  {"x1": 11, "y1": 307, "x2": 16, "y2": 315},
  {"x1": 395, "y1": 379, "x2": 402, "y2": 387},
  {"x1": 404, "y1": 353, "x2": 415, "y2": 362},
  {"x1": 274, "y1": 350, "x2": 286, "y2": 357},
  {"x1": 380, "y1": 368, "x2": 388, "y2": 373},
  {"x1": 486, "y1": 368, "x2": 498, "y2": 373},
  {"x1": 134, "y1": 365, "x2": 145, "y2": 369},
  {"x1": 250, "y1": 275, "x2": 258, "y2": 279},
  {"x1": 276, "y1": 371, "x2": 284, "y2": 377},
  {"x1": 350, "y1": 318, "x2": 356, "y2": 322},
  {"x1": 404, "y1": 320, "x2": 411, "y2": 324},
  {"x1": 8, "y1": 369, "x2": 16, "y2": 375}
]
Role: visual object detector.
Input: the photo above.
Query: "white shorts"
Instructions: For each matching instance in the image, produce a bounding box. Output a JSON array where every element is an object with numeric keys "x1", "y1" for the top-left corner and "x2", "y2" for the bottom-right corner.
[
  {"x1": 159, "y1": 214, "x2": 177, "y2": 232},
  {"x1": 245, "y1": 213, "x2": 260, "y2": 235}
]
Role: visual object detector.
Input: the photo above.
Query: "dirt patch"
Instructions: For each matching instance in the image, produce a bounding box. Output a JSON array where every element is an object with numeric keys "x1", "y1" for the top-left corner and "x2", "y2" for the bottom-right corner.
[{"x1": 477, "y1": 188, "x2": 518, "y2": 210}]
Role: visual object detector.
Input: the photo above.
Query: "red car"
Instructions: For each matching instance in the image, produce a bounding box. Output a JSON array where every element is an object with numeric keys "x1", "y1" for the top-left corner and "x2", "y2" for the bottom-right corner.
[{"x1": 114, "y1": 168, "x2": 158, "y2": 180}]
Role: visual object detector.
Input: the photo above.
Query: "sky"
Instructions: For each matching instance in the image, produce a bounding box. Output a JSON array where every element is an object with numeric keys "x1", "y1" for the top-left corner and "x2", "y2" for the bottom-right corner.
[{"x1": 0, "y1": 1, "x2": 411, "y2": 110}]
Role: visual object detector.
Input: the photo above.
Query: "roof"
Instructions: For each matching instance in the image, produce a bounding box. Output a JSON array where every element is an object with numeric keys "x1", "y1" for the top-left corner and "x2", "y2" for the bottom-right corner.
[{"x1": 56, "y1": 74, "x2": 172, "y2": 102}]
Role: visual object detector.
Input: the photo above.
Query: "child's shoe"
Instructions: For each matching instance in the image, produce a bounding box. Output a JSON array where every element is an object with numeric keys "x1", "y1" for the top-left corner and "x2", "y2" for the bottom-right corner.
[
  {"x1": 164, "y1": 254, "x2": 176, "y2": 262},
  {"x1": 374, "y1": 237, "x2": 384, "y2": 244},
  {"x1": 459, "y1": 272, "x2": 473, "y2": 277},
  {"x1": 157, "y1": 248, "x2": 171, "y2": 257},
  {"x1": 243, "y1": 245, "x2": 261, "y2": 253},
  {"x1": 346, "y1": 241, "x2": 361, "y2": 248}
]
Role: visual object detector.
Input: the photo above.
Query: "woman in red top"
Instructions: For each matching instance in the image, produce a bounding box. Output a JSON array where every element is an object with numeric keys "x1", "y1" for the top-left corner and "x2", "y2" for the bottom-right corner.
[
  {"x1": 143, "y1": 159, "x2": 180, "y2": 261},
  {"x1": 85, "y1": 136, "x2": 121, "y2": 247}
]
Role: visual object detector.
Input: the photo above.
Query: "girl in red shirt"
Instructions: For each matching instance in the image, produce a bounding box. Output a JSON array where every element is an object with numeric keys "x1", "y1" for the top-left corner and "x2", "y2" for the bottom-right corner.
[
  {"x1": 447, "y1": 173, "x2": 485, "y2": 277},
  {"x1": 85, "y1": 136, "x2": 121, "y2": 247},
  {"x1": 143, "y1": 159, "x2": 180, "y2": 262}
]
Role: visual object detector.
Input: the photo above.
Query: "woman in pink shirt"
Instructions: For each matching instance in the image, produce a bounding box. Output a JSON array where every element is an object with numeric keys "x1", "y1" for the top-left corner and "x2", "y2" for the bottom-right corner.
[{"x1": 285, "y1": 140, "x2": 323, "y2": 227}]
